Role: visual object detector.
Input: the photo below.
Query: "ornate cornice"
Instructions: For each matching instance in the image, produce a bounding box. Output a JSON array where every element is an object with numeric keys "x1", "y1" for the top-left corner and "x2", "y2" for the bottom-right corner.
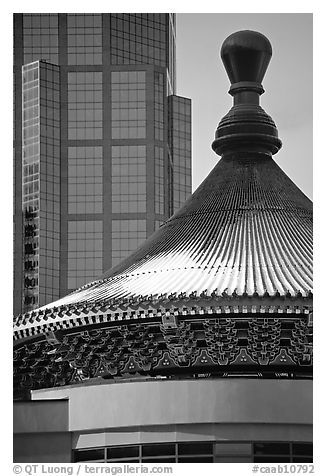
[{"x1": 14, "y1": 314, "x2": 313, "y2": 395}]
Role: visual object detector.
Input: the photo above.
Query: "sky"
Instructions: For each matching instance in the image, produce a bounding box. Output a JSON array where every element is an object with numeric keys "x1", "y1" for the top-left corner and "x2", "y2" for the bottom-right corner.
[{"x1": 175, "y1": 13, "x2": 313, "y2": 199}]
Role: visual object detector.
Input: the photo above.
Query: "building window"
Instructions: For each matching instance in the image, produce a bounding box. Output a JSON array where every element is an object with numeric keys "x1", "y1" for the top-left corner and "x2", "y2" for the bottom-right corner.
[
  {"x1": 292, "y1": 443, "x2": 313, "y2": 463},
  {"x1": 68, "y1": 72, "x2": 103, "y2": 140},
  {"x1": 111, "y1": 71, "x2": 146, "y2": 139},
  {"x1": 214, "y1": 442, "x2": 252, "y2": 463},
  {"x1": 155, "y1": 146, "x2": 164, "y2": 215},
  {"x1": 177, "y1": 442, "x2": 213, "y2": 463},
  {"x1": 68, "y1": 146, "x2": 103, "y2": 214},
  {"x1": 253, "y1": 442, "x2": 313, "y2": 463},
  {"x1": 67, "y1": 14, "x2": 102, "y2": 65},
  {"x1": 110, "y1": 14, "x2": 168, "y2": 66},
  {"x1": 23, "y1": 14, "x2": 59, "y2": 65},
  {"x1": 74, "y1": 441, "x2": 313, "y2": 464},
  {"x1": 68, "y1": 220, "x2": 102, "y2": 289},
  {"x1": 168, "y1": 96, "x2": 192, "y2": 212},
  {"x1": 112, "y1": 145, "x2": 146, "y2": 213},
  {"x1": 112, "y1": 220, "x2": 146, "y2": 266},
  {"x1": 74, "y1": 448, "x2": 105, "y2": 463},
  {"x1": 154, "y1": 72, "x2": 164, "y2": 141},
  {"x1": 167, "y1": 14, "x2": 176, "y2": 94}
]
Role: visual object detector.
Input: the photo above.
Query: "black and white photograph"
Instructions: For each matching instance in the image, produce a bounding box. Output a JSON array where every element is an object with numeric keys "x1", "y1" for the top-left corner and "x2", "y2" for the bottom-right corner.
[{"x1": 10, "y1": 9, "x2": 314, "y2": 471}]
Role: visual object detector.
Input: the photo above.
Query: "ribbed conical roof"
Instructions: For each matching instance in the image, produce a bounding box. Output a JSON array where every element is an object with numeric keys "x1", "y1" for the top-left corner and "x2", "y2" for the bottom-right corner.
[
  {"x1": 14, "y1": 30, "x2": 312, "y2": 339},
  {"x1": 36, "y1": 153, "x2": 311, "y2": 308}
]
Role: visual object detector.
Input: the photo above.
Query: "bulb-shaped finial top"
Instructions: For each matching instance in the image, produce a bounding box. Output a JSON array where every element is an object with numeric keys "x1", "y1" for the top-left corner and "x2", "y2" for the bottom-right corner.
[
  {"x1": 221, "y1": 30, "x2": 272, "y2": 86},
  {"x1": 212, "y1": 30, "x2": 282, "y2": 157}
]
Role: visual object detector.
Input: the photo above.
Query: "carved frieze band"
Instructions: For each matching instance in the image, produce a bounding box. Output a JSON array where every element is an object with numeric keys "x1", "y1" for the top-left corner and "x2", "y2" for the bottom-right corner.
[{"x1": 14, "y1": 316, "x2": 313, "y2": 392}]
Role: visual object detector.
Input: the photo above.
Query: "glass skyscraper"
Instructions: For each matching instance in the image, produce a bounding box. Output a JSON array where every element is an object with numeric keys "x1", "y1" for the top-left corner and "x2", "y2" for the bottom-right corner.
[{"x1": 13, "y1": 13, "x2": 192, "y2": 315}]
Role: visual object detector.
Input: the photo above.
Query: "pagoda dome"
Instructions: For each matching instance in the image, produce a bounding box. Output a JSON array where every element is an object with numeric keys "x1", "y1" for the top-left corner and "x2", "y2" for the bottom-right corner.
[{"x1": 14, "y1": 31, "x2": 312, "y2": 393}]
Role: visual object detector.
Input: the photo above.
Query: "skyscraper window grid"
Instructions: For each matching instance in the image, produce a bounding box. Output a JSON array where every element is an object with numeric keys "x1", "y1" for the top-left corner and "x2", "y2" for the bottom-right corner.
[
  {"x1": 111, "y1": 145, "x2": 147, "y2": 213},
  {"x1": 22, "y1": 14, "x2": 59, "y2": 65},
  {"x1": 67, "y1": 220, "x2": 103, "y2": 289},
  {"x1": 167, "y1": 13, "x2": 176, "y2": 95},
  {"x1": 110, "y1": 14, "x2": 168, "y2": 67},
  {"x1": 168, "y1": 96, "x2": 192, "y2": 211},
  {"x1": 68, "y1": 146, "x2": 103, "y2": 214},
  {"x1": 68, "y1": 72, "x2": 103, "y2": 140},
  {"x1": 154, "y1": 146, "x2": 164, "y2": 215},
  {"x1": 111, "y1": 71, "x2": 146, "y2": 140},
  {"x1": 154, "y1": 72, "x2": 164, "y2": 141},
  {"x1": 67, "y1": 14, "x2": 102, "y2": 65}
]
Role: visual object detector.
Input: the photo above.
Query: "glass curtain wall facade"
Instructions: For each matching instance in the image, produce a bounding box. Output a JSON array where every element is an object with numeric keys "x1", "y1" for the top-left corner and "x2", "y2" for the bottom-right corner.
[
  {"x1": 21, "y1": 61, "x2": 60, "y2": 312},
  {"x1": 168, "y1": 96, "x2": 192, "y2": 212},
  {"x1": 14, "y1": 13, "x2": 192, "y2": 315}
]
